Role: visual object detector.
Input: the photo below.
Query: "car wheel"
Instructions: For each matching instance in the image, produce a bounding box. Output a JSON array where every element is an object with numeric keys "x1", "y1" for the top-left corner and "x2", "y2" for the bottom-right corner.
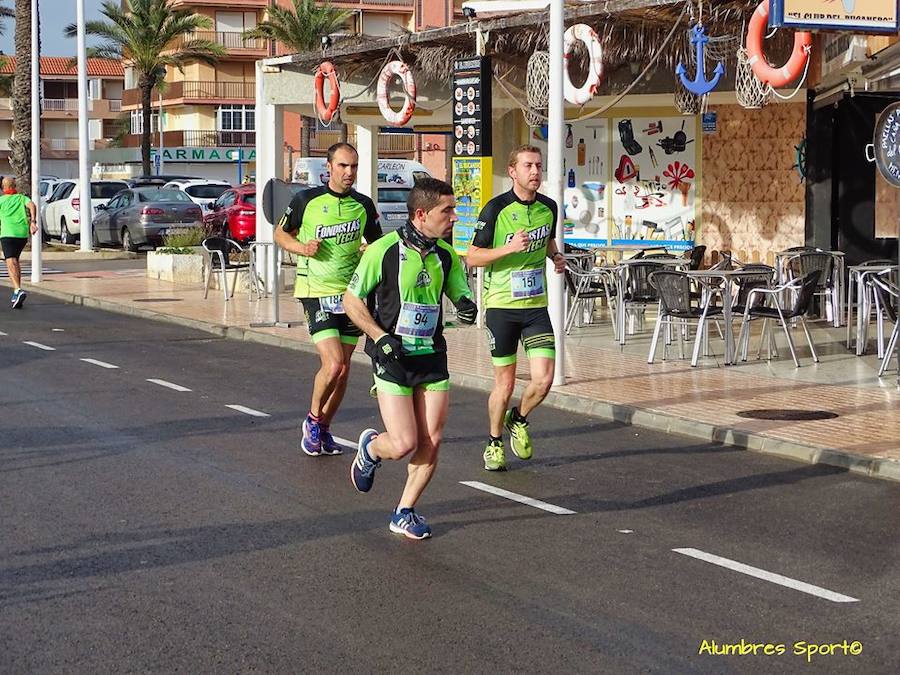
[
  {"x1": 121, "y1": 227, "x2": 137, "y2": 252},
  {"x1": 60, "y1": 218, "x2": 75, "y2": 245},
  {"x1": 91, "y1": 226, "x2": 100, "y2": 250}
]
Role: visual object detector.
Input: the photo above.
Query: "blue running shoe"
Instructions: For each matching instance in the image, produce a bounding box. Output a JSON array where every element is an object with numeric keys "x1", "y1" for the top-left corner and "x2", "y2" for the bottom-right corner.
[
  {"x1": 320, "y1": 427, "x2": 343, "y2": 455},
  {"x1": 301, "y1": 415, "x2": 322, "y2": 456},
  {"x1": 11, "y1": 289, "x2": 26, "y2": 309},
  {"x1": 351, "y1": 428, "x2": 380, "y2": 493},
  {"x1": 389, "y1": 508, "x2": 432, "y2": 540}
]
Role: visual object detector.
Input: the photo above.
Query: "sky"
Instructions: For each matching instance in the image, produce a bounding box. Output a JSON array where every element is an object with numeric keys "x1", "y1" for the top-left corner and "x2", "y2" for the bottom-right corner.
[{"x1": 0, "y1": 0, "x2": 105, "y2": 58}]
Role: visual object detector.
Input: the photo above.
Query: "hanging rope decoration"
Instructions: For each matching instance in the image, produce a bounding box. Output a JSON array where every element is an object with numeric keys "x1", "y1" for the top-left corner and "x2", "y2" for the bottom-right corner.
[
  {"x1": 563, "y1": 24, "x2": 604, "y2": 106},
  {"x1": 745, "y1": 0, "x2": 812, "y2": 89},
  {"x1": 674, "y1": 77, "x2": 701, "y2": 116},
  {"x1": 735, "y1": 47, "x2": 771, "y2": 109},
  {"x1": 377, "y1": 60, "x2": 417, "y2": 127},
  {"x1": 525, "y1": 50, "x2": 550, "y2": 127},
  {"x1": 314, "y1": 61, "x2": 340, "y2": 125}
]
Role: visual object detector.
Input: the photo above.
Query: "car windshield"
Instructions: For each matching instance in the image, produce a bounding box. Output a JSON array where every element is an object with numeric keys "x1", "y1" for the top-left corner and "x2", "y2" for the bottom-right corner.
[
  {"x1": 242, "y1": 193, "x2": 256, "y2": 206},
  {"x1": 91, "y1": 182, "x2": 126, "y2": 199},
  {"x1": 378, "y1": 188, "x2": 411, "y2": 203},
  {"x1": 139, "y1": 189, "x2": 193, "y2": 202},
  {"x1": 186, "y1": 184, "x2": 229, "y2": 199}
]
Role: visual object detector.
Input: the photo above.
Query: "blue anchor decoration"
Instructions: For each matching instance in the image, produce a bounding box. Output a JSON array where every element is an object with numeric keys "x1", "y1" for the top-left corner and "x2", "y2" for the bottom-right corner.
[{"x1": 675, "y1": 24, "x2": 725, "y2": 97}]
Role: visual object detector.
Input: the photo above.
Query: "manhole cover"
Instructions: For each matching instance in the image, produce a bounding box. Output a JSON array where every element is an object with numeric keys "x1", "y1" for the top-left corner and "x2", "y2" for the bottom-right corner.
[
  {"x1": 133, "y1": 298, "x2": 182, "y2": 303},
  {"x1": 736, "y1": 409, "x2": 838, "y2": 421}
]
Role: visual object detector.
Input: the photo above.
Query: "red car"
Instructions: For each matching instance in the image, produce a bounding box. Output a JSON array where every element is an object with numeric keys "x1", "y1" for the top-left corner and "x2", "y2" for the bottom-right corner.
[{"x1": 203, "y1": 184, "x2": 256, "y2": 242}]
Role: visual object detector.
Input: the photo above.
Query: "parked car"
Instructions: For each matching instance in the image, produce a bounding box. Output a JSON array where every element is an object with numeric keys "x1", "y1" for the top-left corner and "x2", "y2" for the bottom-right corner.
[
  {"x1": 377, "y1": 185, "x2": 411, "y2": 232},
  {"x1": 203, "y1": 184, "x2": 256, "y2": 242},
  {"x1": 125, "y1": 174, "x2": 200, "y2": 188},
  {"x1": 42, "y1": 179, "x2": 129, "y2": 244},
  {"x1": 92, "y1": 187, "x2": 203, "y2": 251},
  {"x1": 163, "y1": 179, "x2": 231, "y2": 209}
]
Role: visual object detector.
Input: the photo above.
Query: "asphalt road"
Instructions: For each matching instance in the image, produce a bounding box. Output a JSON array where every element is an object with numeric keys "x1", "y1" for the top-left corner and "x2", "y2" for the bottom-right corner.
[{"x1": 2, "y1": 295, "x2": 899, "y2": 674}]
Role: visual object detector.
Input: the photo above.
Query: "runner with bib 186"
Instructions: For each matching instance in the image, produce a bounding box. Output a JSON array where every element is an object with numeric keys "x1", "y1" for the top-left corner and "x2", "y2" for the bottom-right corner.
[
  {"x1": 466, "y1": 145, "x2": 566, "y2": 471},
  {"x1": 275, "y1": 143, "x2": 382, "y2": 457},
  {"x1": 343, "y1": 178, "x2": 477, "y2": 540}
]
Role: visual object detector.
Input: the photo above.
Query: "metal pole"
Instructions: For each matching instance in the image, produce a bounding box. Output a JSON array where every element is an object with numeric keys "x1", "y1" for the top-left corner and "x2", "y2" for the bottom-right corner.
[
  {"x1": 548, "y1": 0, "x2": 566, "y2": 386},
  {"x1": 30, "y1": 0, "x2": 41, "y2": 282},
  {"x1": 76, "y1": 0, "x2": 92, "y2": 252},
  {"x1": 158, "y1": 91, "x2": 164, "y2": 174}
]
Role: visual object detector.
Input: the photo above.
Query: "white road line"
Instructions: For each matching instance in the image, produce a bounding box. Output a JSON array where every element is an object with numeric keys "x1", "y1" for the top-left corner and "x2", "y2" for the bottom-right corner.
[
  {"x1": 0, "y1": 330, "x2": 7, "y2": 336},
  {"x1": 23, "y1": 341, "x2": 55, "y2": 351},
  {"x1": 147, "y1": 378, "x2": 192, "y2": 393},
  {"x1": 225, "y1": 404, "x2": 271, "y2": 418},
  {"x1": 460, "y1": 481, "x2": 576, "y2": 515},
  {"x1": 51, "y1": 328, "x2": 65, "y2": 332},
  {"x1": 332, "y1": 435, "x2": 358, "y2": 449},
  {"x1": 80, "y1": 358, "x2": 119, "y2": 369},
  {"x1": 673, "y1": 548, "x2": 859, "y2": 603}
]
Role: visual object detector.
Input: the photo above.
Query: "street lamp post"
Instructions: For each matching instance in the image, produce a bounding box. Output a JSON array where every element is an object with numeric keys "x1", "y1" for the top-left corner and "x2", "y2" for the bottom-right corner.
[
  {"x1": 76, "y1": 0, "x2": 92, "y2": 252},
  {"x1": 30, "y1": 0, "x2": 41, "y2": 282},
  {"x1": 547, "y1": 0, "x2": 566, "y2": 385}
]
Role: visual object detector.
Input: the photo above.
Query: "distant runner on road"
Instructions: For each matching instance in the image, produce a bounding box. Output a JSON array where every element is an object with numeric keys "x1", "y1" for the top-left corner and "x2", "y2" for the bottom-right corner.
[
  {"x1": 275, "y1": 143, "x2": 382, "y2": 457},
  {"x1": 466, "y1": 145, "x2": 566, "y2": 471},
  {"x1": 0, "y1": 176, "x2": 38, "y2": 309},
  {"x1": 343, "y1": 178, "x2": 477, "y2": 540}
]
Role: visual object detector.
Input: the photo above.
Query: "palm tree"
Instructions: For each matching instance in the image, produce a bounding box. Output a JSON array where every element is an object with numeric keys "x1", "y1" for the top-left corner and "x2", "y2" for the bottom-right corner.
[
  {"x1": 243, "y1": 0, "x2": 351, "y2": 155},
  {"x1": 65, "y1": 0, "x2": 226, "y2": 175},
  {"x1": 10, "y1": 0, "x2": 33, "y2": 193}
]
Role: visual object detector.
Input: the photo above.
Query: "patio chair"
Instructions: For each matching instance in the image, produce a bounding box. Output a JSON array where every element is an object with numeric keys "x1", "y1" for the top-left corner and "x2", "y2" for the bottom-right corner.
[
  {"x1": 622, "y1": 261, "x2": 665, "y2": 335},
  {"x1": 648, "y1": 270, "x2": 723, "y2": 366},
  {"x1": 854, "y1": 261, "x2": 897, "y2": 356},
  {"x1": 731, "y1": 264, "x2": 776, "y2": 315},
  {"x1": 564, "y1": 260, "x2": 617, "y2": 336},
  {"x1": 202, "y1": 236, "x2": 259, "y2": 301},
  {"x1": 737, "y1": 270, "x2": 821, "y2": 367},
  {"x1": 685, "y1": 245, "x2": 707, "y2": 271},
  {"x1": 785, "y1": 251, "x2": 836, "y2": 323},
  {"x1": 871, "y1": 274, "x2": 899, "y2": 378}
]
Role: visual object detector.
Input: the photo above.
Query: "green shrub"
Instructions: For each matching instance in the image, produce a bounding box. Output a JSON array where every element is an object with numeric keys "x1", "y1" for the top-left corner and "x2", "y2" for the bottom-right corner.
[
  {"x1": 161, "y1": 227, "x2": 205, "y2": 249},
  {"x1": 156, "y1": 246, "x2": 196, "y2": 255}
]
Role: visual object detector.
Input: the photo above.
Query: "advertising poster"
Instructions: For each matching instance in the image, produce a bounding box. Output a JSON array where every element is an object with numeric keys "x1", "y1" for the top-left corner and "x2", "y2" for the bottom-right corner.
[
  {"x1": 451, "y1": 156, "x2": 492, "y2": 254},
  {"x1": 771, "y1": 0, "x2": 898, "y2": 33},
  {"x1": 610, "y1": 116, "x2": 698, "y2": 251},
  {"x1": 532, "y1": 120, "x2": 610, "y2": 247}
]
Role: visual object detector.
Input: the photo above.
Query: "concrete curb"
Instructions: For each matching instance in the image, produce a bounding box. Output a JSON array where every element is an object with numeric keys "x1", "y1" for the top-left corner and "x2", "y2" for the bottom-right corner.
[
  {"x1": 15, "y1": 282, "x2": 900, "y2": 484},
  {"x1": 17, "y1": 249, "x2": 140, "y2": 261}
]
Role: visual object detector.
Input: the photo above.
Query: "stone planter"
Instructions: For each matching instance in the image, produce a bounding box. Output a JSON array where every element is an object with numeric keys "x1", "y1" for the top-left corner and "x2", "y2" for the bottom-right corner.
[{"x1": 146, "y1": 248, "x2": 207, "y2": 284}]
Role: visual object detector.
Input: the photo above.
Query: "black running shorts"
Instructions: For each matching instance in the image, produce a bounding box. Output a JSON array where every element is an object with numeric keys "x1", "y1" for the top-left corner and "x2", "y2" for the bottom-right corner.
[
  {"x1": 300, "y1": 297, "x2": 363, "y2": 345},
  {"x1": 485, "y1": 307, "x2": 556, "y2": 365},
  {"x1": 1, "y1": 237, "x2": 28, "y2": 260}
]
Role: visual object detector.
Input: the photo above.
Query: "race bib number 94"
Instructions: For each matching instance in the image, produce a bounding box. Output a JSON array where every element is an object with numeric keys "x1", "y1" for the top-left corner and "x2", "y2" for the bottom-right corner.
[{"x1": 395, "y1": 302, "x2": 440, "y2": 338}]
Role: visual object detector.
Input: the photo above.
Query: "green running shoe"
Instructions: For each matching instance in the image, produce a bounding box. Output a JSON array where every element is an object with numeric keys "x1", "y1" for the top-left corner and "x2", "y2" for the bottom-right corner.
[
  {"x1": 483, "y1": 439, "x2": 506, "y2": 471},
  {"x1": 504, "y1": 410, "x2": 533, "y2": 460}
]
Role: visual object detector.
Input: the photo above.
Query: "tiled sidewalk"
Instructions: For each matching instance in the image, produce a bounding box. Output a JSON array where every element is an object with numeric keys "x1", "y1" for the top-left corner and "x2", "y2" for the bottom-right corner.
[{"x1": 11, "y1": 269, "x2": 900, "y2": 482}]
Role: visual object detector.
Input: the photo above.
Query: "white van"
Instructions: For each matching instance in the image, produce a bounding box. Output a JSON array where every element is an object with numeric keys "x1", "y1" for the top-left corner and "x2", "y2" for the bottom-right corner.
[{"x1": 292, "y1": 158, "x2": 431, "y2": 231}]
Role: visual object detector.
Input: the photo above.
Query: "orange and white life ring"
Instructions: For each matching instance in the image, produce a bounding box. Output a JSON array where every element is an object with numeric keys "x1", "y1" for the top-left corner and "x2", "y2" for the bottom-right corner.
[
  {"x1": 563, "y1": 24, "x2": 604, "y2": 106},
  {"x1": 377, "y1": 61, "x2": 416, "y2": 127},
  {"x1": 314, "y1": 61, "x2": 340, "y2": 124},
  {"x1": 745, "y1": 0, "x2": 812, "y2": 89}
]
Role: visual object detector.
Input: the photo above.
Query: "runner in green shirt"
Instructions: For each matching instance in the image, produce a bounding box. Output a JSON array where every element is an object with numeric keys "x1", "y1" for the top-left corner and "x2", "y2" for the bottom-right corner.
[
  {"x1": 343, "y1": 177, "x2": 477, "y2": 540},
  {"x1": 0, "y1": 176, "x2": 38, "y2": 308},
  {"x1": 274, "y1": 143, "x2": 382, "y2": 457},
  {"x1": 466, "y1": 145, "x2": 566, "y2": 471}
]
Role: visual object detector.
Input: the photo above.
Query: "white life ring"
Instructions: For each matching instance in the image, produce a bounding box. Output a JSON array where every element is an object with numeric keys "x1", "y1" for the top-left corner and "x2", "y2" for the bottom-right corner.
[
  {"x1": 564, "y1": 24, "x2": 604, "y2": 106},
  {"x1": 377, "y1": 61, "x2": 416, "y2": 126}
]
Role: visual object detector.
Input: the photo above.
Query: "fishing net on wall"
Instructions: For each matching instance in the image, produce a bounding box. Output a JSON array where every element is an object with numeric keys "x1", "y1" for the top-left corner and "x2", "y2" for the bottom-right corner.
[
  {"x1": 735, "y1": 47, "x2": 771, "y2": 109},
  {"x1": 525, "y1": 50, "x2": 550, "y2": 126}
]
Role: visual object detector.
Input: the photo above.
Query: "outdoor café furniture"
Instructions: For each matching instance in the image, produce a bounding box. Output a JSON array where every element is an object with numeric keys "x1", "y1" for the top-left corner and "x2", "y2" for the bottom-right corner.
[
  {"x1": 202, "y1": 236, "x2": 261, "y2": 302},
  {"x1": 615, "y1": 258, "x2": 688, "y2": 344},
  {"x1": 774, "y1": 248, "x2": 845, "y2": 327},
  {"x1": 846, "y1": 261, "x2": 897, "y2": 356},
  {"x1": 785, "y1": 250, "x2": 837, "y2": 326},
  {"x1": 685, "y1": 245, "x2": 707, "y2": 270},
  {"x1": 870, "y1": 274, "x2": 900, "y2": 380},
  {"x1": 564, "y1": 258, "x2": 617, "y2": 335},
  {"x1": 737, "y1": 271, "x2": 822, "y2": 368},
  {"x1": 648, "y1": 270, "x2": 723, "y2": 367}
]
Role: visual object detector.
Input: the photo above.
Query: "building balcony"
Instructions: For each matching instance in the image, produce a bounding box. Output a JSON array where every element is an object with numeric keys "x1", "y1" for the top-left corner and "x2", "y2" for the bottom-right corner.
[
  {"x1": 181, "y1": 31, "x2": 268, "y2": 55},
  {"x1": 332, "y1": 0, "x2": 414, "y2": 7},
  {"x1": 122, "y1": 80, "x2": 255, "y2": 108},
  {"x1": 309, "y1": 130, "x2": 414, "y2": 156},
  {"x1": 121, "y1": 129, "x2": 256, "y2": 148},
  {"x1": 169, "y1": 0, "x2": 267, "y2": 8}
]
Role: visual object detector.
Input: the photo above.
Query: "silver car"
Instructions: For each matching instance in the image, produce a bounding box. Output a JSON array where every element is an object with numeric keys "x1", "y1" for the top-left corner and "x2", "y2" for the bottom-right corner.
[
  {"x1": 378, "y1": 186, "x2": 411, "y2": 233},
  {"x1": 92, "y1": 187, "x2": 203, "y2": 251}
]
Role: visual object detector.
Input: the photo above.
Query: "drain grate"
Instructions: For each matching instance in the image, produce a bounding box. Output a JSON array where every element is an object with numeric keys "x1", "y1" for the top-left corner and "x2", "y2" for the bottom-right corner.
[
  {"x1": 736, "y1": 409, "x2": 838, "y2": 421},
  {"x1": 133, "y1": 298, "x2": 182, "y2": 303}
]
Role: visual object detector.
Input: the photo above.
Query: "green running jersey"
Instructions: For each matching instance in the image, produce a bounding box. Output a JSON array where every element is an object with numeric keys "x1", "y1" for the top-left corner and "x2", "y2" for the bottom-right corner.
[
  {"x1": 279, "y1": 185, "x2": 381, "y2": 298},
  {"x1": 471, "y1": 190, "x2": 558, "y2": 310},
  {"x1": 347, "y1": 228, "x2": 473, "y2": 356}
]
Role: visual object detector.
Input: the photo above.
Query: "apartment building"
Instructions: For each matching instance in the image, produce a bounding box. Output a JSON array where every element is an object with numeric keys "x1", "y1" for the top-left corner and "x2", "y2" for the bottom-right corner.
[
  {"x1": 111, "y1": 0, "x2": 455, "y2": 181},
  {"x1": 0, "y1": 57, "x2": 124, "y2": 178}
]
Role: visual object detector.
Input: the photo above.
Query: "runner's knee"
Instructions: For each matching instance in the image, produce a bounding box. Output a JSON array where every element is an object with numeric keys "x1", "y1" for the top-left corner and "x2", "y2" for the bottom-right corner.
[
  {"x1": 382, "y1": 431, "x2": 418, "y2": 459},
  {"x1": 532, "y1": 371, "x2": 553, "y2": 395},
  {"x1": 320, "y1": 359, "x2": 344, "y2": 381}
]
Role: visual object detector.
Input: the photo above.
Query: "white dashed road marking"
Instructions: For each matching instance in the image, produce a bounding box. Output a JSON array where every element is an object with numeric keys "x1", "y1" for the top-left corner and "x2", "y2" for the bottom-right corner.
[
  {"x1": 51, "y1": 328, "x2": 65, "y2": 332},
  {"x1": 226, "y1": 404, "x2": 270, "y2": 418},
  {"x1": 673, "y1": 548, "x2": 859, "y2": 603},
  {"x1": 331, "y1": 435, "x2": 358, "y2": 449},
  {"x1": 0, "y1": 330, "x2": 7, "y2": 336},
  {"x1": 23, "y1": 341, "x2": 55, "y2": 351},
  {"x1": 147, "y1": 379, "x2": 192, "y2": 392},
  {"x1": 460, "y1": 481, "x2": 577, "y2": 515},
  {"x1": 80, "y1": 358, "x2": 119, "y2": 369}
]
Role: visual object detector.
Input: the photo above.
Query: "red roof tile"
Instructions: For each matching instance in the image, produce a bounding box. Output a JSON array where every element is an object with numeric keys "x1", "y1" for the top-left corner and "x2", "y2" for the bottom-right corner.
[{"x1": 0, "y1": 57, "x2": 124, "y2": 78}]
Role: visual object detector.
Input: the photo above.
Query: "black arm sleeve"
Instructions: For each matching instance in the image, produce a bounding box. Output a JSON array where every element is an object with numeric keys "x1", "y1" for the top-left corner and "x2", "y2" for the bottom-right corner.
[
  {"x1": 361, "y1": 194, "x2": 383, "y2": 242},
  {"x1": 279, "y1": 189, "x2": 314, "y2": 233},
  {"x1": 470, "y1": 197, "x2": 503, "y2": 249},
  {"x1": 537, "y1": 193, "x2": 559, "y2": 234}
]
